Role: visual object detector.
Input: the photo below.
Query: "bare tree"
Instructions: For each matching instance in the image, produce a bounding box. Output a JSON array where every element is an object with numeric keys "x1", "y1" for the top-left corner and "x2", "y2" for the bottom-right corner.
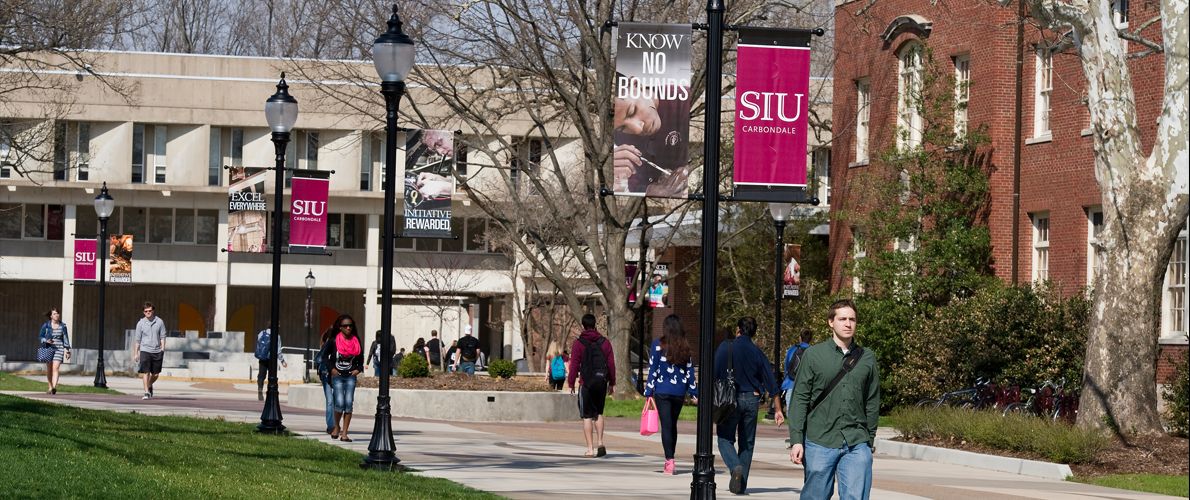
[
  {"x1": 393, "y1": 253, "x2": 483, "y2": 364},
  {"x1": 1023, "y1": 0, "x2": 1188, "y2": 434}
]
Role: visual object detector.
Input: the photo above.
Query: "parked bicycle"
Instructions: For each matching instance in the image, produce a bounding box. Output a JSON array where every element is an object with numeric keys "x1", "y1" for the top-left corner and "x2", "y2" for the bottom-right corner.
[
  {"x1": 1001, "y1": 378, "x2": 1078, "y2": 422},
  {"x1": 916, "y1": 377, "x2": 998, "y2": 410}
]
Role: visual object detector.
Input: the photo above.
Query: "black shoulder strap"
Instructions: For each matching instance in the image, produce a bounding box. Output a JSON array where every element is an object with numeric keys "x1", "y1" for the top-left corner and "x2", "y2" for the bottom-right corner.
[
  {"x1": 726, "y1": 339, "x2": 735, "y2": 376},
  {"x1": 809, "y1": 346, "x2": 864, "y2": 413}
]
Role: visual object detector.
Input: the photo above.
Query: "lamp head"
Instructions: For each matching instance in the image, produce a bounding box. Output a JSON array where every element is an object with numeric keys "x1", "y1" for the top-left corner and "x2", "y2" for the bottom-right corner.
[
  {"x1": 94, "y1": 182, "x2": 115, "y2": 219},
  {"x1": 305, "y1": 269, "x2": 316, "y2": 289},
  {"x1": 767, "y1": 202, "x2": 794, "y2": 222},
  {"x1": 372, "y1": 4, "x2": 416, "y2": 83},
  {"x1": 264, "y1": 73, "x2": 299, "y2": 133}
]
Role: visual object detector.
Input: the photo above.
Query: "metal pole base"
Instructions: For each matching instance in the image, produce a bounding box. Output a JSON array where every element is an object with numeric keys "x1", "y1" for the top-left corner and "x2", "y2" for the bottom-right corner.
[
  {"x1": 362, "y1": 395, "x2": 402, "y2": 471},
  {"x1": 257, "y1": 379, "x2": 286, "y2": 434},
  {"x1": 93, "y1": 361, "x2": 108, "y2": 388},
  {"x1": 690, "y1": 451, "x2": 717, "y2": 499}
]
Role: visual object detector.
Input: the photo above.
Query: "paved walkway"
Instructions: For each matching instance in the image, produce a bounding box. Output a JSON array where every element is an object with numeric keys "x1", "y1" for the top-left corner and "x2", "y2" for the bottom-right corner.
[{"x1": 10, "y1": 375, "x2": 1182, "y2": 500}]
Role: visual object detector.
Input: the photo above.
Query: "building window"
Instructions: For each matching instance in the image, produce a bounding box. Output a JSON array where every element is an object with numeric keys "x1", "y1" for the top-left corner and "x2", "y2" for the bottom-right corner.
[
  {"x1": 1112, "y1": 0, "x2": 1129, "y2": 28},
  {"x1": 855, "y1": 80, "x2": 870, "y2": 162},
  {"x1": 373, "y1": 132, "x2": 386, "y2": 188},
  {"x1": 53, "y1": 122, "x2": 67, "y2": 180},
  {"x1": 1032, "y1": 213, "x2": 1050, "y2": 282},
  {"x1": 148, "y1": 207, "x2": 172, "y2": 243},
  {"x1": 0, "y1": 133, "x2": 11, "y2": 178},
  {"x1": 465, "y1": 217, "x2": 489, "y2": 252},
  {"x1": 304, "y1": 131, "x2": 319, "y2": 170},
  {"x1": 0, "y1": 203, "x2": 63, "y2": 240},
  {"x1": 360, "y1": 133, "x2": 373, "y2": 191},
  {"x1": 196, "y1": 209, "x2": 218, "y2": 245},
  {"x1": 132, "y1": 124, "x2": 145, "y2": 183},
  {"x1": 953, "y1": 55, "x2": 971, "y2": 138},
  {"x1": 511, "y1": 137, "x2": 543, "y2": 192},
  {"x1": 121, "y1": 207, "x2": 146, "y2": 242},
  {"x1": 456, "y1": 140, "x2": 470, "y2": 176},
  {"x1": 1164, "y1": 224, "x2": 1188, "y2": 338},
  {"x1": 174, "y1": 209, "x2": 194, "y2": 243},
  {"x1": 1034, "y1": 48, "x2": 1053, "y2": 138},
  {"x1": 851, "y1": 227, "x2": 866, "y2": 294},
  {"x1": 209, "y1": 127, "x2": 222, "y2": 186},
  {"x1": 76, "y1": 123, "x2": 90, "y2": 181},
  {"x1": 813, "y1": 148, "x2": 831, "y2": 205},
  {"x1": 897, "y1": 43, "x2": 924, "y2": 150},
  {"x1": 1087, "y1": 207, "x2": 1104, "y2": 287},
  {"x1": 153, "y1": 125, "x2": 167, "y2": 183}
]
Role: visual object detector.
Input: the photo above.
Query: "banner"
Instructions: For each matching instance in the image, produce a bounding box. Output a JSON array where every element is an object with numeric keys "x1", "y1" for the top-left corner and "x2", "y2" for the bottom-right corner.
[
  {"x1": 73, "y1": 239, "x2": 98, "y2": 281},
  {"x1": 626, "y1": 263, "x2": 639, "y2": 304},
  {"x1": 108, "y1": 234, "x2": 132, "y2": 283},
  {"x1": 647, "y1": 263, "x2": 670, "y2": 308},
  {"x1": 783, "y1": 244, "x2": 802, "y2": 298},
  {"x1": 733, "y1": 28, "x2": 813, "y2": 202},
  {"x1": 289, "y1": 171, "x2": 330, "y2": 253},
  {"x1": 227, "y1": 166, "x2": 269, "y2": 253},
  {"x1": 403, "y1": 129, "x2": 455, "y2": 238},
  {"x1": 613, "y1": 23, "x2": 692, "y2": 198}
]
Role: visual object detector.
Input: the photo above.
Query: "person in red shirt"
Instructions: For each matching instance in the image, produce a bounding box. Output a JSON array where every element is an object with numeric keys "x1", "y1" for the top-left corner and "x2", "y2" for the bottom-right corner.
[{"x1": 568, "y1": 314, "x2": 616, "y2": 458}]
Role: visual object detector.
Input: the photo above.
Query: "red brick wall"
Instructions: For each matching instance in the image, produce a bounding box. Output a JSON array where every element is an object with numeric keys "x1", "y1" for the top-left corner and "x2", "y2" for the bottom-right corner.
[
  {"x1": 828, "y1": 0, "x2": 1165, "y2": 294},
  {"x1": 1158, "y1": 344, "x2": 1188, "y2": 385}
]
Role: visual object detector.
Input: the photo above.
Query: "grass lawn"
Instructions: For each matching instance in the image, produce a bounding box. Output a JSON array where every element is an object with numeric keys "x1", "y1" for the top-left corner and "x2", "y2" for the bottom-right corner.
[
  {"x1": 0, "y1": 371, "x2": 119, "y2": 394},
  {"x1": 0, "y1": 394, "x2": 499, "y2": 499},
  {"x1": 604, "y1": 398, "x2": 700, "y2": 421},
  {"x1": 1072, "y1": 473, "x2": 1189, "y2": 497}
]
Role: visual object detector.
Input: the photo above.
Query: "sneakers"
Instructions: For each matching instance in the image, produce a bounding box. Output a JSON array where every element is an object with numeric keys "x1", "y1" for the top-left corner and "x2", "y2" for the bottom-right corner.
[
  {"x1": 663, "y1": 459, "x2": 675, "y2": 475},
  {"x1": 729, "y1": 465, "x2": 744, "y2": 494},
  {"x1": 142, "y1": 392, "x2": 151, "y2": 400},
  {"x1": 149, "y1": 385, "x2": 154, "y2": 398}
]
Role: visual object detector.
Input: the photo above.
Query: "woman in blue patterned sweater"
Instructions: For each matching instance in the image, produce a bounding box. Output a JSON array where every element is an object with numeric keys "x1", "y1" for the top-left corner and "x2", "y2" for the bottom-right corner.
[{"x1": 644, "y1": 314, "x2": 698, "y2": 475}]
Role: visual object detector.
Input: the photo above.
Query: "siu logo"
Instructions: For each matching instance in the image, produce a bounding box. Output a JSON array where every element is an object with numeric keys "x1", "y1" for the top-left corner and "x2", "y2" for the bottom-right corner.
[
  {"x1": 75, "y1": 251, "x2": 96, "y2": 263},
  {"x1": 291, "y1": 200, "x2": 326, "y2": 217},
  {"x1": 737, "y1": 91, "x2": 805, "y2": 122}
]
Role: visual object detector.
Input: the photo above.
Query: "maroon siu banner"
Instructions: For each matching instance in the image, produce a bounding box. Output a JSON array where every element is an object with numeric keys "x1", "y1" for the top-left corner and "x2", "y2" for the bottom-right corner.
[
  {"x1": 289, "y1": 171, "x2": 330, "y2": 254},
  {"x1": 733, "y1": 28, "x2": 813, "y2": 202},
  {"x1": 74, "y1": 239, "x2": 98, "y2": 281}
]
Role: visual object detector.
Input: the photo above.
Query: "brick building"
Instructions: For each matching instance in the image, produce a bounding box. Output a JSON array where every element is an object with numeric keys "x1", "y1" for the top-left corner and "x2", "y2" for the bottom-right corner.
[{"x1": 827, "y1": 0, "x2": 1187, "y2": 377}]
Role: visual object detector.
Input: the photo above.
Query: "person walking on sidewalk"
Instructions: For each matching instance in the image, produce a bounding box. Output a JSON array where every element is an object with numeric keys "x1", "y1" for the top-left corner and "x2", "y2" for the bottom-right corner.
[
  {"x1": 568, "y1": 313, "x2": 615, "y2": 458},
  {"x1": 427, "y1": 330, "x2": 444, "y2": 371},
  {"x1": 133, "y1": 302, "x2": 167, "y2": 400},
  {"x1": 643, "y1": 314, "x2": 698, "y2": 475},
  {"x1": 314, "y1": 327, "x2": 336, "y2": 434},
  {"x1": 780, "y1": 329, "x2": 815, "y2": 416},
  {"x1": 39, "y1": 307, "x2": 71, "y2": 394},
  {"x1": 788, "y1": 299, "x2": 880, "y2": 500},
  {"x1": 366, "y1": 330, "x2": 395, "y2": 377},
  {"x1": 254, "y1": 328, "x2": 288, "y2": 400},
  {"x1": 456, "y1": 326, "x2": 482, "y2": 376},
  {"x1": 715, "y1": 316, "x2": 784, "y2": 495},
  {"x1": 326, "y1": 314, "x2": 363, "y2": 442}
]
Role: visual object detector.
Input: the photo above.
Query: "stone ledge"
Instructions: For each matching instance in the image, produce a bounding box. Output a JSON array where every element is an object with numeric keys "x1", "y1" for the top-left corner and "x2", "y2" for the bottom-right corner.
[
  {"x1": 287, "y1": 385, "x2": 577, "y2": 422},
  {"x1": 874, "y1": 437, "x2": 1073, "y2": 480}
]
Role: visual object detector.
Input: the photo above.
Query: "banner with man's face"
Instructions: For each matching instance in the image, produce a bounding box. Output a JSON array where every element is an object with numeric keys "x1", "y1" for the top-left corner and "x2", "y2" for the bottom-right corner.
[
  {"x1": 403, "y1": 129, "x2": 455, "y2": 239},
  {"x1": 733, "y1": 28, "x2": 813, "y2": 202},
  {"x1": 109, "y1": 234, "x2": 133, "y2": 283},
  {"x1": 612, "y1": 23, "x2": 692, "y2": 198},
  {"x1": 227, "y1": 166, "x2": 269, "y2": 253}
]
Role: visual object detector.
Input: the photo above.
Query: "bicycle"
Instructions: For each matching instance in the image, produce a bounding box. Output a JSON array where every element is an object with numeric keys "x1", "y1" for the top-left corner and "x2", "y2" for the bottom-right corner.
[
  {"x1": 916, "y1": 377, "x2": 997, "y2": 409},
  {"x1": 1002, "y1": 378, "x2": 1078, "y2": 422}
]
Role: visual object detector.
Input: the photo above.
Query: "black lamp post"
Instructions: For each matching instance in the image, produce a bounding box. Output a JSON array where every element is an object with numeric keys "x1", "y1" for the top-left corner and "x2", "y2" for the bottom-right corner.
[
  {"x1": 692, "y1": 0, "x2": 725, "y2": 496},
  {"x1": 258, "y1": 74, "x2": 298, "y2": 434},
  {"x1": 92, "y1": 183, "x2": 114, "y2": 388},
  {"x1": 766, "y1": 202, "x2": 792, "y2": 420},
  {"x1": 363, "y1": 3, "x2": 414, "y2": 471},
  {"x1": 305, "y1": 269, "x2": 316, "y2": 377}
]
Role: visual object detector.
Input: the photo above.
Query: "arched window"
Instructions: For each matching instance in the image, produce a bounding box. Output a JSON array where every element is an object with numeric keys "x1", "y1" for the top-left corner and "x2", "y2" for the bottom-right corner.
[{"x1": 897, "y1": 42, "x2": 924, "y2": 150}]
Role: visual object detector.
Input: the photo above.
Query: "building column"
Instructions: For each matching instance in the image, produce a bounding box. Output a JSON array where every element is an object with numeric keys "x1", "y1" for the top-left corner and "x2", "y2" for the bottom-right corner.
[
  {"x1": 60, "y1": 204, "x2": 77, "y2": 326},
  {"x1": 214, "y1": 208, "x2": 229, "y2": 332},
  {"x1": 363, "y1": 213, "x2": 381, "y2": 350}
]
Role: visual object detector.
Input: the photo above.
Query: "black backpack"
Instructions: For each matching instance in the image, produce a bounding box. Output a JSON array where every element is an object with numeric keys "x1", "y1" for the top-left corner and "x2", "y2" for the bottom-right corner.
[
  {"x1": 578, "y1": 337, "x2": 609, "y2": 390},
  {"x1": 459, "y1": 335, "x2": 480, "y2": 361}
]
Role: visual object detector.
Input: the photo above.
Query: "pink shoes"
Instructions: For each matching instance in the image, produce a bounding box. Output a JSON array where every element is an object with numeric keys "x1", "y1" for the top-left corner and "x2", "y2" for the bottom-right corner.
[{"x1": 664, "y1": 459, "x2": 675, "y2": 475}]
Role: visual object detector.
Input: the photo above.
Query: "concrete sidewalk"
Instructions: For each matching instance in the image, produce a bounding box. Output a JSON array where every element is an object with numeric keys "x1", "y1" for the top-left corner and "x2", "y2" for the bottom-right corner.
[{"x1": 12, "y1": 375, "x2": 1182, "y2": 500}]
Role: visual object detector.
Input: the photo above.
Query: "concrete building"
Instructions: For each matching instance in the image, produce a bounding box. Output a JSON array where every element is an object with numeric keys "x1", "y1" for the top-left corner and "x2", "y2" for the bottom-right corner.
[{"x1": 826, "y1": 0, "x2": 1186, "y2": 372}]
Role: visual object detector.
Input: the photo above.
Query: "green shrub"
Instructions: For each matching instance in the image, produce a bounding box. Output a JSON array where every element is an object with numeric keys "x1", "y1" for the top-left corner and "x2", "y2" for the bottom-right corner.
[
  {"x1": 891, "y1": 406, "x2": 1108, "y2": 463},
  {"x1": 398, "y1": 352, "x2": 430, "y2": 378},
  {"x1": 487, "y1": 359, "x2": 517, "y2": 379},
  {"x1": 1162, "y1": 347, "x2": 1189, "y2": 437}
]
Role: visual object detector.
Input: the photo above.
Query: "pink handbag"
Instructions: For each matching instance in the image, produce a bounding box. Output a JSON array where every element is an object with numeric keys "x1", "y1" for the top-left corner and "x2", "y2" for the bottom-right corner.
[{"x1": 640, "y1": 397, "x2": 660, "y2": 436}]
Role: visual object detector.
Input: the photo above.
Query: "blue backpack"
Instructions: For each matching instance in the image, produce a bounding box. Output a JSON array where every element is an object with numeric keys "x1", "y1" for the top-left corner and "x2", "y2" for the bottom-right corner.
[
  {"x1": 781, "y1": 343, "x2": 808, "y2": 391},
  {"x1": 254, "y1": 329, "x2": 272, "y2": 360},
  {"x1": 550, "y1": 356, "x2": 566, "y2": 379}
]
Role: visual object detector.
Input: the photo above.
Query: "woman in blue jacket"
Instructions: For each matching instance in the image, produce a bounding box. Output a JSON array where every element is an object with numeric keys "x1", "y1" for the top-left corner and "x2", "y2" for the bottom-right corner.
[
  {"x1": 644, "y1": 314, "x2": 698, "y2": 475},
  {"x1": 39, "y1": 307, "x2": 72, "y2": 394}
]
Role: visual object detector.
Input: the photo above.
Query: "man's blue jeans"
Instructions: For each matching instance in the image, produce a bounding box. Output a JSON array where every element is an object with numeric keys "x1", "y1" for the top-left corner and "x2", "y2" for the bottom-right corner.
[
  {"x1": 716, "y1": 392, "x2": 759, "y2": 491},
  {"x1": 801, "y1": 440, "x2": 873, "y2": 500},
  {"x1": 460, "y1": 361, "x2": 476, "y2": 375}
]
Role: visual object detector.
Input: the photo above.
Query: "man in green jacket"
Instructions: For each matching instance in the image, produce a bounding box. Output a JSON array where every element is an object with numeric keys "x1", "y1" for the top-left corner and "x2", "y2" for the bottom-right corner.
[{"x1": 788, "y1": 299, "x2": 880, "y2": 500}]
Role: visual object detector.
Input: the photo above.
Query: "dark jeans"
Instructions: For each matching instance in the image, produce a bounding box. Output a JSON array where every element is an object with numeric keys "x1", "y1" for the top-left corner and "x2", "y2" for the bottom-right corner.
[
  {"x1": 654, "y1": 394, "x2": 686, "y2": 459},
  {"x1": 716, "y1": 392, "x2": 760, "y2": 492}
]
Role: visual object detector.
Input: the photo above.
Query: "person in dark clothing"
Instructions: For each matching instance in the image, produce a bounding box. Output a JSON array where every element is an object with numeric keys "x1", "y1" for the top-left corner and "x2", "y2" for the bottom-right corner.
[
  {"x1": 715, "y1": 316, "x2": 785, "y2": 495},
  {"x1": 366, "y1": 331, "x2": 396, "y2": 377},
  {"x1": 326, "y1": 314, "x2": 363, "y2": 442},
  {"x1": 426, "y1": 330, "x2": 444, "y2": 370},
  {"x1": 644, "y1": 314, "x2": 698, "y2": 475},
  {"x1": 392, "y1": 348, "x2": 406, "y2": 377},
  {"x1": 456, "y1": 326, "x2": 483, "y2": 375},
  {"x1": 568, "y1": 314, "x2": 616, "y2": 458}
]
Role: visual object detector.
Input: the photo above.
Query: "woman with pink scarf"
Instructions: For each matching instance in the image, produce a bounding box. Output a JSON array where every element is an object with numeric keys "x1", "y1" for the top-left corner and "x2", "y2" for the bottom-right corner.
[{"x1": 326, "y1": 314, "x2": 364, "y2": 441}]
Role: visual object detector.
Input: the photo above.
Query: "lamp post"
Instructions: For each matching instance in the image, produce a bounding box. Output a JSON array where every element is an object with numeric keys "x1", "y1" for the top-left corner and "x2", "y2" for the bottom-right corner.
[
  {"x1": 766, "y1": 202, "x2": 792, "y2": 420},
  {"x1": 364, "y1": 3, "x2": 414, "y2": 471},
  {"x1": 258, "y1": 74, "x2": 298, "y2": 434},
  {"x1": 92, "y1": 183, "x2": 115, "y2": 388},
  {"x1": 692, "y1": 0, "x2": 725, "y2": 496},
  {"x1": 305, "y1": 269, "x2": 316, "y2": 380}
]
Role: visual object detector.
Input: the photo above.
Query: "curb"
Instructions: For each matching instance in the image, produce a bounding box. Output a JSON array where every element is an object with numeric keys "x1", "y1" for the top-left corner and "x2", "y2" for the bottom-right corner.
[{"x1": 875, "y1": 438, "x2": 1073, "y2": 480}]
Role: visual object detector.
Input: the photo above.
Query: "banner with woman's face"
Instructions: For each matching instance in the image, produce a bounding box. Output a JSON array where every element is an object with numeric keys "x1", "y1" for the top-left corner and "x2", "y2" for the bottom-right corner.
[{"x1": 783, "y1": 244, "x2": 802, "y2": 298}]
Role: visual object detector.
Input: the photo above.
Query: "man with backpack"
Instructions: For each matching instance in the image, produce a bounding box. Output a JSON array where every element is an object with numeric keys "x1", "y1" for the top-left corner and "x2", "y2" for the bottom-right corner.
[
  {"x1": 427, "y1": 330, "x2": 444, "y2": 371},
  {"x1": 456, "y1": 326, "x2": 482, "y2": 375},
  {"x1": 788, "y1": 299, "x2": 880, "y2": 500},
  {"x1": 254, "y1": 328, "x2": 287, "y2": 401},
  {"x1": 567, "y1": 314, "x2": 615, "y2": 458},
  {"x1": 781, "y1": 329, "x2": 815, "y2": 416}
]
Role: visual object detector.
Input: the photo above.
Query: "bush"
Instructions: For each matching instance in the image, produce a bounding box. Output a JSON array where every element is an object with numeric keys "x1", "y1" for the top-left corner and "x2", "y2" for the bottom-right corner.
[
  {"x1": 487, "y1": 359, "x2": 517, "y2": 379},
  {"x1": 398, "y1": 353, "x2": 430, "y2": 378},
  {"x1": 1163, "y1": 348, "x2": 1189, "y2": 436},
  {"x1": 891, "y1": 406, "x2": 1108, "y2": 464}
]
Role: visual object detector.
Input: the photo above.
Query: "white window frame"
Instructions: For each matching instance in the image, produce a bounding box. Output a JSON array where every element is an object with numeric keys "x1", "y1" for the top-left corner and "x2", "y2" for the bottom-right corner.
[
  {"x1": 1032, "y1": 212, "x2": 1051, "y2": 282},
  {"x1": 897, "y1": 43, "x2": 924, "y2": 150},
  {"x1": 1161, "y1": 221, "x2": 1188, "y2": 339},
  {"x1": 1112, "y1": 0, "x2": 1129, "y2": 28},
  {"x1": 359, "y1": 133, "x2": 373, "y2": 191},
  {"x1": 813, "y1": 148, "x2": 831, "y2": 205},
  {"x1": 1034, "y1": 48, "x2": 1053, "y2": 139},
  {"x1": 132, "y1": 123, "x2": 145, "y2": 183},
  {"x1": 1086, "y1": 206, "x2": 1104, "y2": 288},
  {"x1": 0, "y1": 133, "x2": 11, "y2": 178},
  {"x1": 76, "y1": 122, "x2": 90, "y2": 181},
  {"x1": 209, "y1": 127, "x2": 222, "y2": 186},
  {"x1": 53, "y1": 122, "x2": 67, "y2": 180},
  {"x1": 303, "y1": 131, "x2": 319, "y2": 171},
  {"x1": 953, "y1": 55, "x2": 971, "y2": 138},
  {"x1": 0, "y1": 203, "x2": 50, "y2": 240},
  {"x1": 153, "y1": 125, "x2": 167, "y2": 184},
  {"x1": 855, "y1": 79, "x2": 871, "y2": 162},
  {"x1": 852, "y1": 228, "x2": 866, "y2": 294}
]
